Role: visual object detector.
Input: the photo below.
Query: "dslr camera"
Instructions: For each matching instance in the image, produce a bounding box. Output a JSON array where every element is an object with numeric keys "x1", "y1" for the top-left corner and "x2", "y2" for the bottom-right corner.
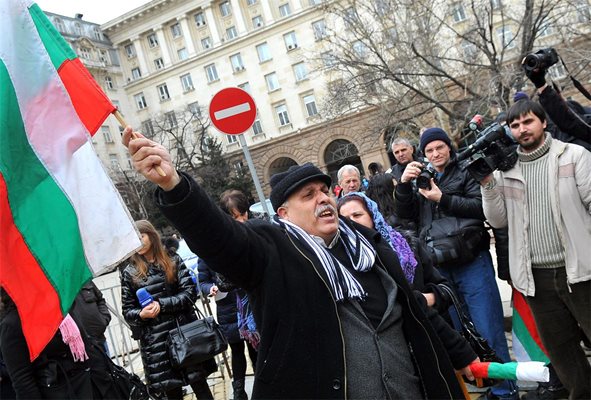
[
  {"x1": 457, "y1": 116, "x2": 518, "y2": 182},
  {"x1": 523, "y1": 48, "x2": 559, "y2": 72},
  {"x1": 416, "y1": 164, "x2": 437, "y2": 190}
]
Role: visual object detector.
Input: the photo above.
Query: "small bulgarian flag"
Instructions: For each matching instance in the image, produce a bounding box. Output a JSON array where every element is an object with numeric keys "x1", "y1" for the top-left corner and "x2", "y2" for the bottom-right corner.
[
  {"x1": 0, "y1": 1, "x2": 142, "y2": 360},
  {"x1": 512, "y1": 288, "x2": 550, "y2": 364},
  {"x1": 470, "y1": 361, "x2": 549, "y2": 383}
]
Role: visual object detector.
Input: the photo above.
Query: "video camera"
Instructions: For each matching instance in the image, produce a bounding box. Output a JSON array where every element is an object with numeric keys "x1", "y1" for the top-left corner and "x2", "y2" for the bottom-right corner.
[
  {"x1": 523, "y1": 48, "x2": 559, "y2": 72},
  {"x1": 457, "y1": 115, "x2": 518, "y2": 182}
]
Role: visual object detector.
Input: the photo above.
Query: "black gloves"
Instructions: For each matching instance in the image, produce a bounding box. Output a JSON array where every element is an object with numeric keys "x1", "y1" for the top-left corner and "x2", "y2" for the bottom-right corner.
[{"x1": 524, "y1": 66, "x2": 547, "y2": 88}]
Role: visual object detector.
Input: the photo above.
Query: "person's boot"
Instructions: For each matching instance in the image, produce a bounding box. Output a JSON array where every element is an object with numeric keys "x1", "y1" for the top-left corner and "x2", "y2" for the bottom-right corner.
[{"x1": 232, "y1": 379, "x2": 248, "y2": 400}]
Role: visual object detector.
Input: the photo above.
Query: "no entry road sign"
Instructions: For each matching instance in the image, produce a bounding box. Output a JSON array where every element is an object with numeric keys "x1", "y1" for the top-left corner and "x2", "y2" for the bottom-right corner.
[{"x1": 209, "y1": 87, "x2": 257, "y2": 135}]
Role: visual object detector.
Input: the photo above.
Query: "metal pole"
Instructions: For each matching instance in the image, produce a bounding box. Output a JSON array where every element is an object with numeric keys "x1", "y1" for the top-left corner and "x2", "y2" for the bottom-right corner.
[{"x1": 238, "y1": 134, "x2": 271, "y2": 216}]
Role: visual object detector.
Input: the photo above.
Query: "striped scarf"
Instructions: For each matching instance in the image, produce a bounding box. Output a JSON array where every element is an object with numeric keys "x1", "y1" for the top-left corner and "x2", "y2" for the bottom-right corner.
[{"x1": 274, "y1": 216, "x2": 376, "y2": 302}]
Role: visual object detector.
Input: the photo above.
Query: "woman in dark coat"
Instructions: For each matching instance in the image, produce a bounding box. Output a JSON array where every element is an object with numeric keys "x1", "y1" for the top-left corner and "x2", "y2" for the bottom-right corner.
[
  {"x1": 198, "y1": 190, "x2": 258, "y2": 400},
  {"x1": 120, "y1": 220, "x2": 215, "y2": 400}
]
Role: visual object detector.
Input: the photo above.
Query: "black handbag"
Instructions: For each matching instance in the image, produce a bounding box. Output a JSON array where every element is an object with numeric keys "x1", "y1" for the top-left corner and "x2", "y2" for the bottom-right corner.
[
  {"x1": 440, "y1": 285, "x2": 502, "y2": 386},
  {"x1": 167, "y1": 305, "x2": 228, "y2": 369}
]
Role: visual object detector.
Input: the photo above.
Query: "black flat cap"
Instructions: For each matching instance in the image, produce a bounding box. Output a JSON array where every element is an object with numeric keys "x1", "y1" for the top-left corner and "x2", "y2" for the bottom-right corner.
[{"x1": 269, "y1": 163, "x2": 332, "y2": 211}]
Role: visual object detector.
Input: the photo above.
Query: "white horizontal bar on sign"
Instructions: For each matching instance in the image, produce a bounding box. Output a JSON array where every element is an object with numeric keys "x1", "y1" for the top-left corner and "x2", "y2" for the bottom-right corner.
[{"x1": 214, "y1": 102, "x2": 251, "y2": 120}]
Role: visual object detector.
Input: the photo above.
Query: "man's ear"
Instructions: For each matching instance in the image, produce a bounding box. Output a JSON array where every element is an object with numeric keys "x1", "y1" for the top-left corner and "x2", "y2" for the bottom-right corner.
[{"x1": 277, "y1": 206, "x2": 288, "y2": 220}]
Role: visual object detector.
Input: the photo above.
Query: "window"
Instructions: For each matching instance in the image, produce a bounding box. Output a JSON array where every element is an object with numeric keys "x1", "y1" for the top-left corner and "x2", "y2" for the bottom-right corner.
[
  {"x1": 265, "y1": 72, "x2": 280, "y2": 91},
  {"x1": 177, "y1": 48, "x2": 189, "y2": 61},
  {"x1": 252, "y1": 118, "x2": 263, "y2": 135},
  {"x1": 344, "y1": 7, "x2": 359, "y2": 25},
  {"x1": 230, "y1": 53, "x2": 245, "y2": 72},
  {"x1": 496, "y1": 26, "x2": 515, "y2": 49},
  {"x1": 353, "y1": 41, "x2": 368, "y2": 58},
  {"x1": 309, "y1": 0, "x2": 322, "y2": 5},
  {"x1": 491, "y1": 0, "x2": 502, "y2": 9},
  {"x1": 252, "y1": 15, "x2": 264, "y2": 28},
  {"x1": 321, "y1": 51, "x2": 337, "y2": 67},
  {"x1": 99, "y1": 50, "x2": 109, "y2": 63},
  {"x1": 226, "y1": 26, "x2": 238, "y2": 40},
  {"x1": 227, "y1": 134, "x2": 238, "y2": 144},
  {"x1": 205, "y1": 63, "x2": 219, "y2": 82},
  {"x1": 220, "y1": 1, "x2": 231, "y2": 17},
  {"x1": 194, "y1": 12, "x2": 206, "y2": 26},
  {"x1": 79, "y1": 47, "x2": 91, "y2": 59},
  {"x1": 105, "y1": 76, "x2": 114, "y2": 89},
  {"x1": 53, "y1": 18, "x2": 66, "y2": 32},
  {"x1": 157, "y1": 83, "x2": 170, "y2": 101},
  {"x1": 576, "y1": 0, "x2": 591, "y2": 22},
  {"x1": 275, "y1": 104, "x2": 290, "y2": 126},
  {"x1": 293, "y1": 62, "x2": 308, "y2": 81},
  {"x1": 312, "y1": 20, "x2": 327, "y2": 40},
  {"x1": 385, "y1": 27, "x2": 397, "y2": 48},
  {"x1": 74, "y1": 22, "x2": 83, "y2": 36},
  {"x1": 539, "y1": 20, "x2": 554, "y2": 37},
  {"x1": 165, "y1": 112, "x2": 178, "y2": 128},
  {"x1": 180, "y1": 73, "x2": 194, "y2": 92},
  {"x1": 147, "y1": 33, "x2": 159, "y2": 48},
  {"x1": 131, "y1": 67, "x2": 141, "y2": 79},
  {"x1": 548, "y1": 63, "x2": 567, "y2": 80},
  {"x1": 451, "y1": 3, "x2": 467, "y2": 22},
  {"x1": 374, "y1": 0, "x2": 391, "y2": 16},
  {"x1": 247, "y1": 0, "x2": 257, "y2": 5},
  {"x1": 112, "y1": 100, "x2": 121, "y2": 112},
  {"x1": 101, "y1": 126, "x2": 114, "y2": 143},
  {"x1": 171, "y1": 23, "x2": 183, "y2": 38},
  {"x1": 279, "y1": 3, "x2": 292, "y2": 17},
  {"x1": 134, "y1": 93, "x2": 147, "y2": 110},
  {"x1": 234, "y1": 161, "x2": 245, "y2": 174},
  {"x1": 283, "y1": 31, "x2": 298, "y2": 50},
  {"x1": 201, "y1": 37, "x2": 212, "y2": 49},
  {"x1": 93, "y1": 27, "x2": 102, "y2": 40},
  {"x1": 461, "y1": 40, "x2": 478, "y2": 61},
  {"x1": 109, "y1": 154, "x2": 119, "y2": 169},
  {"x1": 238, "y1": 81, "x2": 252, "y2": 93},
  {"x1": 188, "y1": 102, "x2": 201, "y2": 117},
  {"x1": 154, "y1": 58, "x2": 164, "y2": 69},
  {"x1": 256, "y1": 42, "x2": 272, "y2": 62},
  {"x1": 124, "y1": 43, "x2": 136, "y2": 58},
  {"x1": 141, "y1": 120, "x2": 155, "y2": 138},
  {"x1": 303, "y1": 94, "x2": 318, "y2": 117}
]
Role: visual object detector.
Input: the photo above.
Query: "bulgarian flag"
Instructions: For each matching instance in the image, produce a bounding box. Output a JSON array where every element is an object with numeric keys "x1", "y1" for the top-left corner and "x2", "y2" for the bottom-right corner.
[
  {"x1": 511, "y1": 288, "x2": 550, "y2": 364},
  {"x1": 470, "y1": 361, "x2": 549, "y2": 382},
  {"x1": 0, "y1": 1, "x2": 142, "y2": 360}
]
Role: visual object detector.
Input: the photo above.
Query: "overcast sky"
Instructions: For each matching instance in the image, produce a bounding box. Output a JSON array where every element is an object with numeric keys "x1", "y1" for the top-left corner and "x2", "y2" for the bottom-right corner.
[{"x1": 35, "y1": 0, "x2": 151, "y2": 25}]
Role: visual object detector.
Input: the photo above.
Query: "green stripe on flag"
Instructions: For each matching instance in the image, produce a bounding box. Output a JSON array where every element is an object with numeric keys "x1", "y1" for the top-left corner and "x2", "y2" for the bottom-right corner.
[
  {"x1": 0, "y1": 60, "x2": 92, "y2": 314},
  {"x1": 513, "y1": 311, "x2": 550, "y2": 363},
  {"x1": 28, "y1": 4, "x2": 77, "y2": 70},
  {"x1": 488, "y1": 362, "x2": 518, "y2": 380}
]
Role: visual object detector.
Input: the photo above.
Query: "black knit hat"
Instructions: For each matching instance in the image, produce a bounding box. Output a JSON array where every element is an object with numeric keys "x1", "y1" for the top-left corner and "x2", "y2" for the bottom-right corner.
[
  {"x1": 419, "y1": 127, "x2": 453, "y2": 153},
  {"x1": 270, "y1": 163, "x2": 332, "y2": 211}
]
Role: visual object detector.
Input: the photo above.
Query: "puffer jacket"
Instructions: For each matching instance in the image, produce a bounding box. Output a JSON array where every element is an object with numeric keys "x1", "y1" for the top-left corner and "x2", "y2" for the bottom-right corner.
[
  {"x1": 395, "y1": 156, "x2": 490, "y2": 252},
  {"x1": 120, "y1": 256, "x2": 215, "y2": 393},
  {"x1": 482, "y1": 138, "x2": 591, "y2": 296}
]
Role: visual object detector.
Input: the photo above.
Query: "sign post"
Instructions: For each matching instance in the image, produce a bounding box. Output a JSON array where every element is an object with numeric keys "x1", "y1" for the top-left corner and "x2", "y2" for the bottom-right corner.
[{"x1": 209, "y1": 87, "x2": 271, "y2": 217}]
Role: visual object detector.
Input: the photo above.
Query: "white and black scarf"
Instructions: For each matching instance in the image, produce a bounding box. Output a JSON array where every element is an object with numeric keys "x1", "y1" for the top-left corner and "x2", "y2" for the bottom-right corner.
[{"x1": 274, "y1": 216, "x2": 376, "y2": 302}]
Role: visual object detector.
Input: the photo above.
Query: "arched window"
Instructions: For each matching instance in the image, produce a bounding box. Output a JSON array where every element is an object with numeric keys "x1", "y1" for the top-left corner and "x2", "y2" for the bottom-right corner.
[
  {"x1": 268, "y1": 157, "x2": 298, "y2": 178},
  {"x1": 74, "y1": 22, "x2": 83, "y2": 36},
  {"x1": 323, "y1": 139, "x2": 363, "y2": 183},
  {"x1": 53, "y1": 17, "x2": 66, "y2": 32}
]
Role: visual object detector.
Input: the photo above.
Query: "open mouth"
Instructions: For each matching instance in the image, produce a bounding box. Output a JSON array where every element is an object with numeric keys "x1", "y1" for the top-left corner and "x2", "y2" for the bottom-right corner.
[{"x1": 316, "y1": 205, "x2": 336, "y2": 219}]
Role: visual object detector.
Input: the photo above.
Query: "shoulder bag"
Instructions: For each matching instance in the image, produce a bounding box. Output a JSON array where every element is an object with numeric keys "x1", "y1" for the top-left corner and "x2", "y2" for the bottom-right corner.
[
  {"x1": 440, "y1": 285, "x2": 502, "y2": 387},
  {"x1": 167, "y1": 304, "x2": 228, "y2": 369}
]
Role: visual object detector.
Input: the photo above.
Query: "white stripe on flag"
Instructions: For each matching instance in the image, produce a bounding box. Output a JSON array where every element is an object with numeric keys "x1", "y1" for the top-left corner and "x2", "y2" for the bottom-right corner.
[{"x1": 214, "y1": 102, "x2": 251, "y2": 120}]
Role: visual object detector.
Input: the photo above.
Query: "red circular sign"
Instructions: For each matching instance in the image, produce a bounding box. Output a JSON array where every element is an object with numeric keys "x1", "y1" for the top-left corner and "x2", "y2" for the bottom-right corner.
[{"x1": 208, "y1": 87, "x2": 257, "y2": 135}]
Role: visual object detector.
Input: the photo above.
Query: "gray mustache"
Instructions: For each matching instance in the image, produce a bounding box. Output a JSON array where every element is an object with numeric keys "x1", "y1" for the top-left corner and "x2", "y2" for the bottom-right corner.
[{"x1": 315, "y1": 204, "x2": 337, "y2": 218}]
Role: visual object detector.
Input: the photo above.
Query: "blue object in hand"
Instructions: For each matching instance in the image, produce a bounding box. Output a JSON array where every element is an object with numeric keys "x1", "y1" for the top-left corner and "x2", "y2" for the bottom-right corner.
[{"x1": 136, "y1": 288, "x2": 153, "y2": 307}]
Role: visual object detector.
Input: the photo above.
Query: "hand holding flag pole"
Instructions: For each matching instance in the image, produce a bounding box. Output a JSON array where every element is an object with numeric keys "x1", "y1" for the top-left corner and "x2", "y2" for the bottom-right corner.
[{"x1": 112, "y1": 110, "x2": 166, "y2": 177}]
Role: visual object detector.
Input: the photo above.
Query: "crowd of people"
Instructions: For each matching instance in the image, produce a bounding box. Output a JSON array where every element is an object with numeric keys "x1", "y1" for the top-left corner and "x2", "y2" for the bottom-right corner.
[{"x1": 1, "y1": 55, "x2": 590, "y2": 400}]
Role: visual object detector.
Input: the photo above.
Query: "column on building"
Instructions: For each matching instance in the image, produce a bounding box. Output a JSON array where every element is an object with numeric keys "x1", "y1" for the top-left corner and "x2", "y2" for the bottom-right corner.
[
  {"x1": 177, "y1": 16, "x2": 196, "y2": 56},
  {"x1": 131, "y1": 36, "x2": 149, "y2": 76},
  {"x1": 203, "y1": 4, "x2": 221, "y2": 45},
  {"x1": 229, "y1": 0, "x2": 247, "y2": 34},
  {"x1": 260, "y1": 0, "x2": 275, "y2": 24},
  {"x1": 154, "y1": 26, "x2": 172, "y2": 67}
]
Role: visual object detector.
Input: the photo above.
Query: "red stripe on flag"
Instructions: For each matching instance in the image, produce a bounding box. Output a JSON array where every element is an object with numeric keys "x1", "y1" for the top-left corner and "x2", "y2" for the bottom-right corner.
[
  {"x1": 470, "y1": 362, "x2": 492, "y2": 379},
  {"x1": 0, "y1": 174, "x2": 64, "y2": 360},
  {"x1": 513, "y1": 288, "x2": 547, "y2": 355},
  {"x1": 58, "y1": 58, "x2": 115, "y2": 135}
]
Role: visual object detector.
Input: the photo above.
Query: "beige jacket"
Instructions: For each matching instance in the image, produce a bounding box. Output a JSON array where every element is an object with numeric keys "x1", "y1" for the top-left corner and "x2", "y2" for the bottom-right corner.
[{"x1": 481, "y1": 138, "x2": 591, "y2": 296}]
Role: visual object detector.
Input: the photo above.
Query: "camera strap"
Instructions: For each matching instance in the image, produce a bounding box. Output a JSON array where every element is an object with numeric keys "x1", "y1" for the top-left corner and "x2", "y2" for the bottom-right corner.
[{"x1": 558, "y1": 56, "x2": 591, "y2": 101}]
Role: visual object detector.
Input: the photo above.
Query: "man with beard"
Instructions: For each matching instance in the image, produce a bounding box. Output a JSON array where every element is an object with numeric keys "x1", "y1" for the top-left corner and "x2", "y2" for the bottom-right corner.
[
  {"x1": 481, "y1": 99, "x2": 591, "y2": 399},
  {"x1": 123, "y1": 127, "x2": 477, "y2": 400}
]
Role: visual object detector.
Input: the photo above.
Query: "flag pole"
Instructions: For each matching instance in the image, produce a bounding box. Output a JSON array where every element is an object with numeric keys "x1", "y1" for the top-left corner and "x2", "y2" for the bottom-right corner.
[{"x1": 113, "y1": 110, "x2": 166, "y2": 177}]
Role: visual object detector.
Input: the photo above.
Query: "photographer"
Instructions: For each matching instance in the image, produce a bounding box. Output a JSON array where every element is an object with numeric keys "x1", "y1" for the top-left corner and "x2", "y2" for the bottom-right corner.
[
  {"x1": 395, "y1": 127, "x2": 518, "y2": 400},
  {"x1": 523, "y1": 49, "x2": 591, "y2": 148}
]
